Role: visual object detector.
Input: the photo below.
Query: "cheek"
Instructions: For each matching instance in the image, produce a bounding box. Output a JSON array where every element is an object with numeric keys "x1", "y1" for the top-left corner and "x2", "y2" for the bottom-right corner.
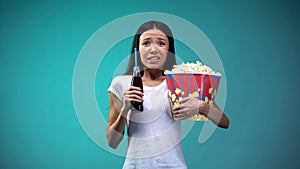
[
  {"x1": 161, "y1": 45, "x2": 169, "y2": 54},
  {"x1": 139, "y1": 45, "x2": 147, "y2": 54},
  {"x1": 139, "y1": 50, "x2": 148, "y2": 63},
  {"x1": 139, "y1": 50, "x2": 148, "y2": 59},
  {"x1": 161, "y1": 48, "x2": 169, "y2": 57}
]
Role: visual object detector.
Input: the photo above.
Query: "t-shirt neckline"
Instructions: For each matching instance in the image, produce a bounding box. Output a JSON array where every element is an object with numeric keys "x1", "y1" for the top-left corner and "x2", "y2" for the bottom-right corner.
[{"x1": 143, "y1": 79, "x2": 166, "y2": 89}]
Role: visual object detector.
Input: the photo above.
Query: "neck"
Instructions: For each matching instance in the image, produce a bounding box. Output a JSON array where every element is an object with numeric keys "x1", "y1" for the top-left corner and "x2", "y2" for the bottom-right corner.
[{"x1": 142, "y1": 69, "x2": 164, "y2": 80}]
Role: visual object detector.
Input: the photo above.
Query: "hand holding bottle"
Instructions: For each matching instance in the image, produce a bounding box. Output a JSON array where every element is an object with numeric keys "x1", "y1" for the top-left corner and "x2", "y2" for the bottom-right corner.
[{"x1": 122, "y1": 86, "x2": 144, "y2": 112}]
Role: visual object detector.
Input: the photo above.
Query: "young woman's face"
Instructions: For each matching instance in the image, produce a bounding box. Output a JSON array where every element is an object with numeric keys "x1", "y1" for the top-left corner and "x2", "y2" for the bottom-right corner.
[{"x1": 139, "y1": 29, "x2": 169, "y2": 70}]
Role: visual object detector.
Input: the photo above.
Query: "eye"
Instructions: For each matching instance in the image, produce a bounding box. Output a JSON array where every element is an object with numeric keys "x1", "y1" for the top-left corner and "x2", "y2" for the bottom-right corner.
[
  {"x1": 142, "y1": 41, "x2": 150, "y2": 46},
  {"x1": 158, "y1": 41, "x2": 166, "y2": 46}
]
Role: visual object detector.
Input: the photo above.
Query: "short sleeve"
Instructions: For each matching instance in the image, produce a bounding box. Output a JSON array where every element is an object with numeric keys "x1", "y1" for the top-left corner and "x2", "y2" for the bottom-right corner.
[{"x1": 108, "y1": 76, "x2": 131, "y2": 101}]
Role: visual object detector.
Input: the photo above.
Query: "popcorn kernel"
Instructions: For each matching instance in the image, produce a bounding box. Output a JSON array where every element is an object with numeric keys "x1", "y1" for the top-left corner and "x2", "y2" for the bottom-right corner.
[{"x1": 175, "y1": 88, "x2": 181, "y2": 94}]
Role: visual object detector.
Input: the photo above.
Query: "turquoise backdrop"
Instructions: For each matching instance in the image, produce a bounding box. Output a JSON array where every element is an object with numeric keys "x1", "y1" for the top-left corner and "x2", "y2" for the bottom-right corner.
[{"x1": 1, "y1": 0, "x2": 299, "y2": 169}]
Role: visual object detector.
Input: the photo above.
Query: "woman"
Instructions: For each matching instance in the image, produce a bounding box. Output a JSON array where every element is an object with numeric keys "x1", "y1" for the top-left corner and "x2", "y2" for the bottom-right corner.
[{"x1": 107, "y1": 21, "x2": 230, "y2": 168}]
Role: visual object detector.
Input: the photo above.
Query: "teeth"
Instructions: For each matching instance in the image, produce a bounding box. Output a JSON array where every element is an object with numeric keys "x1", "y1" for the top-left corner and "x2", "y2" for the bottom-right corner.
[{"x1": 148, "y1": 57, "x2": 159, "y2": 60}]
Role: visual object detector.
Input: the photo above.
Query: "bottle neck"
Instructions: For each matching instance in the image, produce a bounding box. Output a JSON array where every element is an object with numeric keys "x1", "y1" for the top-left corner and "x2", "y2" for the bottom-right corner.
[{"x1": 133, "y1": 66, "x2": 140, "y2": 77}]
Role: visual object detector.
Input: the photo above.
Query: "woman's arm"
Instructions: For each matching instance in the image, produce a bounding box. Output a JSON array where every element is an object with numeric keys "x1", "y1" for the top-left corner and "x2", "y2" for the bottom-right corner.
[
  {"x1": 106, "y1": 93, "x2": 127, "y2": 149},
  {"x1": 200, "y1": 102, "x2": 230, "y2": 129},
  {"x1": 172, "y1": 97, "x2": 230, "y2": 129},
  {"x1": 106, "y1": 86, "x2": 143, "y2": 149}
]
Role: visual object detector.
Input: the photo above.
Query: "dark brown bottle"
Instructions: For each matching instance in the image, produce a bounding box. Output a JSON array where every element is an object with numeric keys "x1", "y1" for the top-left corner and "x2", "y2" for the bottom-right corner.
[{"x1": 131, "y1": 66, "x2": 143, "y2": 111}]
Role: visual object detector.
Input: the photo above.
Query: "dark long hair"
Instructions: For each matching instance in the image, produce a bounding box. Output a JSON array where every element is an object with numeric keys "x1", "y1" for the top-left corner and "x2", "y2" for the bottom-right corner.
[{"x1": 124, "y1": 21, "x2": 177, "y2": 75}]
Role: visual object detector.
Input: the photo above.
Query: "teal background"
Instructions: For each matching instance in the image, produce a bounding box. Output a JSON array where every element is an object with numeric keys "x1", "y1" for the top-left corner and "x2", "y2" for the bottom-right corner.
[{"x1": 1, "y1": 0, "x2": 300, "y2": 169}]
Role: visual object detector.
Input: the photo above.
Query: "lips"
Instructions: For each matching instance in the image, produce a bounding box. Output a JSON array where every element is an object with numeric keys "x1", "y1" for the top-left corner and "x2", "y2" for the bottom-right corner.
[{"x1": 147, "y1": 56, "x2": 160, "y2": 61}]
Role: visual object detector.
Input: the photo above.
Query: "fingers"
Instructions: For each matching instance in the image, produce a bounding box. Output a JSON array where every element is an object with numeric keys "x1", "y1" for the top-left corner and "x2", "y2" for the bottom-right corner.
[
  {"x1": 172, "y1": 102, "x2": 192, "y2": 110},
  {"x1": 123, "y1": 86, "x2": 144, "y2": 103},
  {"x1": 124, "y1": 93, "x2": 143, "y2": 102},
  {"x1": 172, "y1": 103, "x2": 198, "y2": 119},
  {"x1": 172, "y1": 108, "x2": 184, "y2": 119},
  {"x1": 124, "y1": 91, "x2": 143, "y2": 100},
  {"x1": 180, "y1": 97, "x2": 198, "y2": 104},
  {"x1": 129, "y1": 86, "x2": 143, "y2": 91},
  {"x1": 125, "y1": 90, "x2": 144, "y2": 98},
  {"x1": 172, "y1": 97, "x2": 210, "y2": 120},
  {"x1": 173, "y1": 107, "x2": 189, "y2": 118},
  {"x1": 172, "y1": 108, "x2": 193, "y2": 119},
  {"x1": 124, "y1": 96, "x2": 143, "y2": 103},
  {"x1": 128, "y1": 86, "x2": 144, "y2": 96},
  {"x1": 179, "y1": 97, "x2": 189, "y2": 104}
]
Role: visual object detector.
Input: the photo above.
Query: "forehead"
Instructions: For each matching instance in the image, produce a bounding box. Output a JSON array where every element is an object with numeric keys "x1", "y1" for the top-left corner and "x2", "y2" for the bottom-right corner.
[{"x1": 140, "y1": 29, "x2": 168, "y2": 40}]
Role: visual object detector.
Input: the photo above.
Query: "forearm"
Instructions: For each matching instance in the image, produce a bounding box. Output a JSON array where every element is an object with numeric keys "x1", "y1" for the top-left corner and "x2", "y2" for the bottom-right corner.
[
  {"x1": 204, "y1": 104, "x2": 230, "y2": 129},
  {"x1": 106, "y1": 110, "x2": 128, "y2": 149}
]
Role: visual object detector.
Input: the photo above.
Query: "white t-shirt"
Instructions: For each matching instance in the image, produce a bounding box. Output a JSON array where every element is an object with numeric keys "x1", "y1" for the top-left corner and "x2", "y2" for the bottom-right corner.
[{"x1": 108, "y1": 75, "x2": 187, "y2": 169}]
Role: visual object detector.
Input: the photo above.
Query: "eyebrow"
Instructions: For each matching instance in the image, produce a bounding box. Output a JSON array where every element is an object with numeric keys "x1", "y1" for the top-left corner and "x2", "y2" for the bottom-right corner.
[{"x1": 141, "y1": 37, "x2": 167, "y2": 41}]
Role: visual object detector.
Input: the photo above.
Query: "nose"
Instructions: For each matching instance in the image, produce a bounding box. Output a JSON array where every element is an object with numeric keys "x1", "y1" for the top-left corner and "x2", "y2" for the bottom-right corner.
[{"x1": 149, "y1": 44, "x2": 158, "y2": 54}]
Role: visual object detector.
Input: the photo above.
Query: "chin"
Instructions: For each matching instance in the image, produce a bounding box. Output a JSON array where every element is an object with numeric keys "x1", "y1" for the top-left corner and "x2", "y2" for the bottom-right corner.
[{"x1": 145, "y1": 66, "x2": 163, "y2": 71}]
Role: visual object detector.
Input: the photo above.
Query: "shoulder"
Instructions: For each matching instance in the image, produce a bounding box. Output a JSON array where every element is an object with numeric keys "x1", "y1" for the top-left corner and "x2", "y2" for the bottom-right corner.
[
  {"x1": 110, "y1": 75, "x2": 132, "y2": 90},
  {"x1": 111, "y1": 75, "x2": 132, "y2": 85}
]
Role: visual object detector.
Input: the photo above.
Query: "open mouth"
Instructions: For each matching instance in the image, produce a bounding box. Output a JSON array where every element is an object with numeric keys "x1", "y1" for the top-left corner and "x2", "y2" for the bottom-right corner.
[{"x1": 147, "y1": 56, "x2": 160, "y2": 62}]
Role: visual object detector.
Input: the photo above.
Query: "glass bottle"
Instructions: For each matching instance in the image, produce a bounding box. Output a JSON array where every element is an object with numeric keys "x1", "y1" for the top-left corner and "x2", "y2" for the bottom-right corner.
[{"x1": 131, "y1": 66, "x2": 143, "y2": 111}]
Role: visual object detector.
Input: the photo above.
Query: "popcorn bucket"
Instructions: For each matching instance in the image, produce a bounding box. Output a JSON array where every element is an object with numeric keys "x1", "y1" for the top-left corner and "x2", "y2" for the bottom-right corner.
[{"x1": 165, "y1": 73, "x2": 221, "y2": 121}]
